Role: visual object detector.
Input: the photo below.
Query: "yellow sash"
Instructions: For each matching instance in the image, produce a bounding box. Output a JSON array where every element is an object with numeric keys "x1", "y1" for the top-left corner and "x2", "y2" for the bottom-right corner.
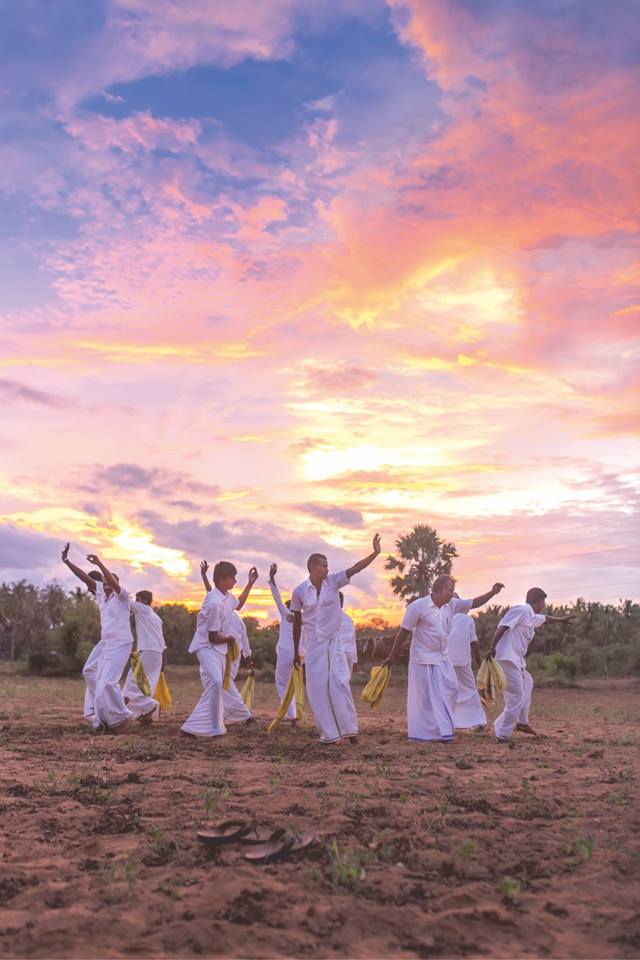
[
  {"x1": 476, "y1": 658, "x2": 507, "y2": 706},
  {"x1": 361, "y1": 665, "x2": 391, "y2": 708},
  {"x1": 240, "y1": 674, "x2": 255, "y2": 709},
  {"x1": 223, "y1": 638, "x2": 240, "y2": 691},
  {"x1": 130, "y1": 651, "x2": 150, "y2": 696},
  {"x1": 153, "y1": 671, "x2": 172, "y2": 710},
  {"x1": 268, "y1": 664, "x2": 306, "y2": 732}
]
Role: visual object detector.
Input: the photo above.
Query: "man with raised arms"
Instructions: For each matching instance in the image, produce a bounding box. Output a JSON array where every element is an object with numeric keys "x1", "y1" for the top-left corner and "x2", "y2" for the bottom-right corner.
[
  {"x1": 268, "y1": 563, "x2": 298, "y2": 723},
  {"x1": 488, "y1": 587, "x2": 572, "y2": 742},
  {"x1": 290, "y1": 534, "x2": 381, "y2": 744},
  {"x1": 383, "y1": 574, "x2": 504, "y2": 742},
  {"x1": 61, "y1": 542, "x2": 105, "y2": 723}
]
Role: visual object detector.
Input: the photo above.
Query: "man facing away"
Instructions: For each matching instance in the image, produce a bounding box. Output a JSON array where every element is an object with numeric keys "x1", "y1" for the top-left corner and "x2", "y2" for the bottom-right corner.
[
  {"x1": 488, "y1": 587, "x2": 572, "y2": 742},
  {"x1": 61, "y1": 542, "x2": 105, "y2": 723},
  {"x1": 290, "y1": 534, "x2": 381, "y2": 744},
  {"x1": 383, "y1": 574, "x2": 504, "y2": 742},
  {"x1": 448, "y1": 612, "x2": 486, "y2": 730},
  {"x1": 122, "y1": 591, "x2": 166, "y2": 721},
  {"x1": 268, "y1": 563, "x2": 299, "y2": 723}
]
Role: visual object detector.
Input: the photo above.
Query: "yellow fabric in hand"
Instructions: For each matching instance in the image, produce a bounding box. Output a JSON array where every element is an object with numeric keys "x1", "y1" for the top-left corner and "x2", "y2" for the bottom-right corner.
[
  {"x1": 130, "y1": 651, "x2": 151, "y2": 696},
  {"x1": 240, "y1": 674, "x2": 254, "y2": 710},
  {"x1": 268, "y1": 664, "x2": 306, "y2": 733},
  {"x1": 476, "y1": 658, "x2": 507, "y2": 706},
  {"x1": 223, "y1": 638, "x2": 240, "y2": 691},
  {"x1": 361, "y1": 665, "x2": 391, "y2": 708},
  {"x1": 153, "y1": 671, "x2": 172, "y2": 710}
]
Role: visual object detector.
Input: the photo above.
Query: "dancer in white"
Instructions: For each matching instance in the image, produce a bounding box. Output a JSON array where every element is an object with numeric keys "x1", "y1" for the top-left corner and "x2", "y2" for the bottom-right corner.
[
  {"x1": 488, "y1": 588, "x2": 572, "y2": 742},
  {"x1": 383, "y1": 574, "x2": 504, "y2": 742},
  {"x1": 222, "y1": 610, "x2": 254, "y2": 725},
  {"x1": 268, "y1": 563, "x2": 298, "y2": 722},
  {"x1": 338, "y1": 592, "x2": 358, "y2": 673},
  {"x1": 448, "y1": 612, "x2": 486, "y2": 729},
  {"x1": 291, "y1": 534, "x2": 381, "y2": 744},
  {"x1": 122, "y1": 591, "x2": 166, "y2": 720},
  {"x1": 181, "y1": 561, "x2": 258, "y2": 738},
  {"x1": 61, "y1": 543, "x2": 105, "y2": 723},
  {"x1": 86, "y1": 553, "x2": 157, "y2": 731}
]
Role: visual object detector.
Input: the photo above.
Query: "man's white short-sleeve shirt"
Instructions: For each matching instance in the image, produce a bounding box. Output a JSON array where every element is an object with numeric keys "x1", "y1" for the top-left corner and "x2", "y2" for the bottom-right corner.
[
  {"x1": 131, "y1": 601, "x2": 166, "y2": 653},
  {"x1": 447, "y1": 613, "x2": 477, "y2": 666},
  {"x1": 229, "y1": 610, "x2": 251, "y2": 658},
  {"x1": 188, "y1": 588, "x2": 238, "y2": 655},
  {"x1": 439, "y1": 596, "x2": 473, "y2": 636},
  {"x1": 290, "y1": 571, "x2": 350, "y2": 643},
  {"x1": 495, "y1": 603, "x2": 546, "y2": 667},
  {"x1": 401, "y1": 595, "x2": 451, "y2": 665},
  {"x1": 100, "y1": 586, "x2": 133, "y2": 644}
]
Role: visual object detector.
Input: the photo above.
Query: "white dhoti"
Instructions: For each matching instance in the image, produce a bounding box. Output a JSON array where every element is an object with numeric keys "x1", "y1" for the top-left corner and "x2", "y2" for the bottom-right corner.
[
  {"x1": 407, "y1": 659, "x2": 458, "y2": 742},
  {"x1": 181, "y1": 646, "x2": 226, "y2": 738},
  {"x1": 453, "y1": 663, "x2": 487, "y2": 729},
  {"x1": 122, "y1": 650, "x2": 162, "y2": 719},
  {"x1": 82, "y1": 639, "x2": 105, "y2": 721},
  {"x1": 493, "y1": 660, "x2": 533, "y2": 741},
  {"x1": 275, "y1": 643, "x2": 297, "y2": 721},
  {"x1": 222, "y1": 655, "x2": 252, "y2": 725},
  {"x1": 93, "y1": 639, "x2": 134, "y2": 729},
  {"x1": 305, "y1": 634, "x2": 358, "y2": 743}
]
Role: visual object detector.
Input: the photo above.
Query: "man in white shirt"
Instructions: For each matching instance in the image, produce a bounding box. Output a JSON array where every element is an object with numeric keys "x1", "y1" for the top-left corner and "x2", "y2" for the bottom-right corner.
[
  {"x1": 448, "y1": 613, "x2": 486, "y2": 729},
  {"x1": 268, "y1": 563, "x2": 299, "y2": 722},
  {"x1": 222, "y1": 609, "x2": 255, "y2": 725},
  {"x1": 383, "y1": 574, "x2": 504, "y2": 741},
  {"x1": 86, "y1": 553, "x2": 154, "y2": 732},
  {"x1": 338, "y1": 592, "x2": 358, "y2": 673},
  {"x1": 122, "y1": 591, "x2": 166, "y2": 721},
  {"x1": 488, "y1": 587, "x2": 573, "y2": 742},
  {"x1": 61, "y1": 543, "x2": 106, "y2": 723},
  {"x1": 290, "y1": 533, "x2": 381, "y2": 744}
]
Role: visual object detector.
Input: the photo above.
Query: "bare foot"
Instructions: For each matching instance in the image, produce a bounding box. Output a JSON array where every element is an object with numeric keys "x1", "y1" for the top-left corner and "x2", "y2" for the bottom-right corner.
[
  {"x1": 137, "y1": 710, "x2": 155, "y2": 726},
  {"x1": 516, "y1": 723, "x2": 539, "y2": 736},
  {"x1": 348, "y1": 735, "x2": 359, "y2": 744}
]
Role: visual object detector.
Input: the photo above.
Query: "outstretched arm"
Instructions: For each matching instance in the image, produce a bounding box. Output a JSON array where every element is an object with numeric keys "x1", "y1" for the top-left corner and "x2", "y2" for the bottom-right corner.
[
  {"x1": 200, "y1": 560, "x2": 212, "y2": 593},
  {"x1": 268, "y1": 564, "x2": 290, "y2": 620},
  {"x1": 382, "y1": 626, "x2": 411, "y2": 667},
  {"x1": 236, "y1": 567, "x2": 258, "y2": 611},
  {"x1": 62, "y1": 543, "x2": 96, "y2": 593},
  {"x1": 346, "y1": 534, "x2": 381, "y2": 579},
  {"x1": 471, "y1": 583, "x2": 504, "y2": 609},
  {"x1": 543, "y1": 614, "x2": 574, "y2": 624},
  {"x1": 86, "y1": 554, "x2": 120, "y2": 593}
]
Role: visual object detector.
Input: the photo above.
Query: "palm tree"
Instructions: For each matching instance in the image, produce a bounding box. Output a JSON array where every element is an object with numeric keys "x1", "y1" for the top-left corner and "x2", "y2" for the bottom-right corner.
[{"x1": 385, "y1": 525, "x2": 458, "y2": 603}]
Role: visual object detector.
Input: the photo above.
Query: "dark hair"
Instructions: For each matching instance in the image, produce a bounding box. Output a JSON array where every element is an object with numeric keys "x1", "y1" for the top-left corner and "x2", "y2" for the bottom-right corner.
[
  {"x1": 526, "y1": 587, "x2": 547, "y2": 605},
  {"x1": 88, "y1": 570, "x2": 103, "y2": 582},
  {"x1": 307, "y1": 553, "x2": 327, "y2": 571},
  {"x1": 339, "y1": 591, "x2": 345, "y2": 608},
  {"x1": 432, "y1": 574, "x2": 455, "y2": 593},
  {"x1": 213, "y1": 561, "x2": 237, "y2": 587},
  {"x1": 136, "y1": 590, "x2": 153, "y2": 604}
]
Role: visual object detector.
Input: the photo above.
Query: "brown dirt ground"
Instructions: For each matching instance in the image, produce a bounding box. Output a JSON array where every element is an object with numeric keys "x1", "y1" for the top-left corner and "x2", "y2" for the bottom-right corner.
[{"x1": 0, "y1": 664, "x2": 639, "y2": 960}]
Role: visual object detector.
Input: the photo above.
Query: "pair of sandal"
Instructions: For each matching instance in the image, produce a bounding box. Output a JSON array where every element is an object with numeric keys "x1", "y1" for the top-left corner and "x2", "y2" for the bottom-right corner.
[{"x1": 197, "y1": 819, "x2": 315, "y2": 862}]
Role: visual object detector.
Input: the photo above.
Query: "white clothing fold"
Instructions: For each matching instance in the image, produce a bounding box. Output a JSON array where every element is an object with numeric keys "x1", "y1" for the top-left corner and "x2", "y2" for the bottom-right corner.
[
  {"x1": 407, "y1": 659, "x2": 458, "y2": 741},
  {"x1": 92, "y1": 639, "x2": 134, "y2": 729},
  {"x1": 222, "y1": 653, "x2": 252, "y2": 724},
  {"x1": 453, "y1": 663, "x2": 487, "y2": 729},
  {"x1": 305, "y1": 634, "x2": 358, "y2": 743},
  {"x1": 82, "y1": 639, "x2": 105, "y2": 721},
  {"x1": 493, "y1": 659, "x2": 534, "y2": 740},
  {"x1": 122, "y1": 650, "x2": 163, "y2": 718},
  {"x1": 181, "y1": 646, "x2": 226, "y2": 737}
]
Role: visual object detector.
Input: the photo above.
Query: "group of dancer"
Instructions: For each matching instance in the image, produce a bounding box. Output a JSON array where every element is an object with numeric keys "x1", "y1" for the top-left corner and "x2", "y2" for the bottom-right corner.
[{"x1": 62, "y1": 532, "x2": 572, "y2": 745}]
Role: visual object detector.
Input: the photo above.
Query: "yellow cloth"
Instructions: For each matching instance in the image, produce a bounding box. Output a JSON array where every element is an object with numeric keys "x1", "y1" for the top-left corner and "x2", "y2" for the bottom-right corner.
[
  {"x1": 476, "y1": 657, "x2": 507, "y2": 706},
  {"x1": 268, "y1": 664, "x2": 306, "y2": 733},
  {"x1": 130, "y1": 651, "x2": 150, "y2": 696},
  {"x1": 361, "y1": 665, "x2": 391, "y2": 708},
  {"x1": 223, "y1": 637, "x2": 240, "y2": 691},
  {"x1": 240, "y1": 674, "x2": 255, "y2": 709},
  {"x1": 153, "y1": 671, "x2": 172, "y2": 710}
]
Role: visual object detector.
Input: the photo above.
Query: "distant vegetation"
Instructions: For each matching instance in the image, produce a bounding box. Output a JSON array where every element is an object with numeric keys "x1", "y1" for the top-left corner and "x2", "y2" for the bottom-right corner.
[{"x1": 0, "y1": 580, "x2": 638, "y2": 680}]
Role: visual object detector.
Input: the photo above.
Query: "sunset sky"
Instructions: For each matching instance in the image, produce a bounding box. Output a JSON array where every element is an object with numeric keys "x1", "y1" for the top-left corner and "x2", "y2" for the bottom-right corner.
[{"x1": 1, "y1": 0, "x2": 638, "y2": 622}]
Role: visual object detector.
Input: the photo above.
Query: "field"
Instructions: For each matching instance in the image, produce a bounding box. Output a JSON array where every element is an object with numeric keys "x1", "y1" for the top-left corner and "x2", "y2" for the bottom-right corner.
[{"x1": 1, "y1": 664, "x2": 639, "y2": 960}]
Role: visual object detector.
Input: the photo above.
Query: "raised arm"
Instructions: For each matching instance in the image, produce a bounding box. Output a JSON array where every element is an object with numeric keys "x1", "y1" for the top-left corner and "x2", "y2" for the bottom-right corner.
[
  {"x1": 346, "y1": 533, "x2": 381, "y2": 580},
  {"x1": 382, "y1": 626, "x2": 411, "y2": 667},
  {"x1": 471, "y1": 582, "x2": 504, "y2": 609},
  {"x1": 268, "y1": 564, "x2": 290, "y2": 620},
  {"x1": 236, "y1": 566, "x2": 258, "y2": 611},
  {"x1": 200, "y1": 560, "x2": 212, "y2": 593},
  {"x1": 62, "y1": 543, "x2": 96, "y2": 593},
  {"x1": 86, "y1": 554, "x2": 120, "y2": 593}
]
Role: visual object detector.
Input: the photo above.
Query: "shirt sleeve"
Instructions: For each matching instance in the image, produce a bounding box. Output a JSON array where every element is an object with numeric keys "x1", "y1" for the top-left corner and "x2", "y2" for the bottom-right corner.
[
  {"x1": 401, "y1": 599, "x2": 421, "y2": 631},
  {"x1": 200, "y1": 598, "x2": 223, "y2": 635},
  {"x1": 289, "y1": 585, "x2": 303, "y2": 613},
  {"x1": 329, "y1": 570, "x2": 350, "y2": 590},
  {"x1": 469, "y1": 618, "x2": 478, "y2": 642},
  {"x1": 117, "y1": 587, "x2": 130, "y2": 605},
  {"x1": 130, "y1": 600, "x2": 144, "y2": 614},
  {"x1": 453, "y1": 597, "x2": 473, "y2": 616},
  {"x1": 498, "y1": 605, "x2": 527, "y2": 629},
  {"x1": 532, "y1": 614, "x2": 547, "y2": 629},
  {"x1": 269, "y1": 581, "x2": 289, "y2": 620}
]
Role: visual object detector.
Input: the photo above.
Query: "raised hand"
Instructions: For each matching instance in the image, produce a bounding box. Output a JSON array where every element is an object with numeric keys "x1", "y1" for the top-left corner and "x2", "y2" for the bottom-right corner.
[
  {"x1": 269, "y1": 563, "x2": 277, "y2": 582},
  {"x1": 492, "y1": 582, "x2": 505, "y2": 595},
  {"x1": 86, "y1": 553, "x2": 100, "y2": 565},
  {"x1": 248, "y1": 566, "x2": 259, "y2": 585},
  {"x1": 61, "y1": 542, "x2": 70, "y2": 562},
  {"x1": 372, "y1": 533, "x2": 381, "y2": 555},
  {"x1": 200, "y1": 560, "x2": 209, "y2": 575}
]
